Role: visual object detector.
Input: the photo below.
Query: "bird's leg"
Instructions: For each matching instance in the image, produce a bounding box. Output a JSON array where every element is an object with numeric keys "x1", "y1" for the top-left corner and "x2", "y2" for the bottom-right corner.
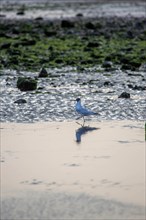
[
  {"x1": 76, "y1": 121, "x2": 83, "y2": 126},
  {"x1": 82, "y1": 116, "x2": 85, "y2": 127},
  {"x1": 76, "y1": 116, "x2": 85, "y2": 127},
  {"x1": 76, "y1": 115, "x2": 83, "y2": 126},
  {"x1": 76, "y1": 116, "x2": 82, "y2": 120}
]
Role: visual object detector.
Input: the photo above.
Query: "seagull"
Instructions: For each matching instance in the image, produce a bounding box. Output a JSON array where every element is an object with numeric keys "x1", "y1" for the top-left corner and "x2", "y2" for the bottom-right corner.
[{"x1": 75, "y1": 98, "x2": 98, "y2": 126}]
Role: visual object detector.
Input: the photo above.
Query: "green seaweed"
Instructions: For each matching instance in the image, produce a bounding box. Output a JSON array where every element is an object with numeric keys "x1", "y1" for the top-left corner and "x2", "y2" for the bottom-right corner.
[{"x1": 0, "y1": 19, "x2": 146, "y2": 71}]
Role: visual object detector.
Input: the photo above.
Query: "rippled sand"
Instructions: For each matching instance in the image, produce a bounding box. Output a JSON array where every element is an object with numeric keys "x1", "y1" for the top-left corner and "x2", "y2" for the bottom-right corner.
[
  {"x1": 1, "y1": 120, "x2": 145, "y2": 219},
  {"x1": 1, "y1": 67, "x2": 146, "y2": 123}
]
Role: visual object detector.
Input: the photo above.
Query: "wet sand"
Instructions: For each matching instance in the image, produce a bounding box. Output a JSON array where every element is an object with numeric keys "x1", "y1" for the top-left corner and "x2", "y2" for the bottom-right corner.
[{"x1": 1, "y1": 120, "x2": 145, "y2": 219}]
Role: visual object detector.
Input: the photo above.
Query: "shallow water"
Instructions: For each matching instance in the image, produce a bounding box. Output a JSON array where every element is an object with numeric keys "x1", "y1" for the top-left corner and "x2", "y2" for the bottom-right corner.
[
  {"x1": 0, "y1": 67, "x2": 146, "y2": 123},
  {"x1": 1, "y1": 0, "x2": 146, "y2": 19}
]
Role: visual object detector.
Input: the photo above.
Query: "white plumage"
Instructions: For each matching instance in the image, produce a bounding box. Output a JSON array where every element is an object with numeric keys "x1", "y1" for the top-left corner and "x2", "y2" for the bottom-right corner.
[{"x1": 75, "y1": 98, "x2": 97, "y2": 126}]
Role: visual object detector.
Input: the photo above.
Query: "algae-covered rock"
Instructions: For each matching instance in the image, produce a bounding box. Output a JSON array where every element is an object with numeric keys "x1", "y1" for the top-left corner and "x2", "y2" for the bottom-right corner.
[
  {"x1": 61, "y1": 20, "x2": 75, "y2": 28},
  {"x1": 0, "y1": 42, "x2": 11, "y2": 50},
  {"x1": 85, "y1": 22, "x2": 95, "y2": 29},
  {"x1": 102, "y1": 61, "x2": 113, "y2": 68},
  {"x1": 17, "y1": 77, "x2": 37, "y2": 91},
  {"x1": 38, "y1": 67, "x2": 48, "y2": 78}
]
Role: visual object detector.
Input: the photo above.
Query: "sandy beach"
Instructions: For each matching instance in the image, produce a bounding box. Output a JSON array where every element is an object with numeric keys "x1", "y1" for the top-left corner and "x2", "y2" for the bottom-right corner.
[{"x1": 1, "y1": 120, "x2": 145, "y2": 219}]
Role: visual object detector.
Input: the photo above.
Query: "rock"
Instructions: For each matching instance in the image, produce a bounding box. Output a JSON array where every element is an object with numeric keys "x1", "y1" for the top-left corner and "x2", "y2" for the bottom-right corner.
[
  {"x1": 35, "y1": 17, "x2": 43, "y2": 21},
  {"x1": 61, "y1": 20, "x2": 74, "y2": 28},
  {"x1": 121, "y1": 64, "x2": 135, "y2": 71},
  {"x1": 76, "y1": 13, "x2": 83, "y2": 17},
  {"x1": 44, "y1": 30, "x2": 57, "y2": 37},
  {"x1": 139, "y1": 63, "x2": 146, "y2": 71},
  {"x1": 133, "y1": 85, "x2": 146, "y2": 91},
  {"x1": 0, "y1": 14, "x2": 6, "y2": 18},
  {"x1": 118, "y1": 92, "x2": 130, "y2": 99},
  {"x1": 85, "y1": 22, "x2": 95, "y2": 29},
  {"x1": 104, "y1": 81, "x2": 113, "y2": 86},
  {"x1": 38, "y1": 68, "x2": 48, "y2": 77},
  {"x1": 127, "y1": 84, "x2": 146, "y2": 90},
  {"x1": 20, "y1": 39, "x2": 36, "y2": 46},
  {"x1": 14, "y1": 99, "x2": 27, "y2": 104},
  {"x1": 16, "y1": 5, "x2": 25, "y2": 16},
  {"x1": 120, "y1": 57, "x2": 141, "y2": 71},
  {"x1": 17, "y1": 77, "x2": 37, "y2": 91},
  {"x1": 77, "y1": 66, "x2": 85, "y2": 72},
  {"x1": 87, "y1": 42, "x2": 100, "y2": 48},
  {"x1": 127, "y1": 84, "x2": 133, "y2": 89},
  {"x1": 17, "y1": 11, "x2": 25, "y2": 15},
  {"x1": 102, "y1": 61, "x2": 113, "y2": 68},
  {"x1": 0, "y1": 42, "x2": 11, "y2": 50}
]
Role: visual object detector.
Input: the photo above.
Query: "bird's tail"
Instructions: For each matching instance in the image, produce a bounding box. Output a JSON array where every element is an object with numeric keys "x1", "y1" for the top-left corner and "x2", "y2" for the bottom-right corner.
[{"x1": 93, "y1": 112, "x2": 99, "y2": 115}]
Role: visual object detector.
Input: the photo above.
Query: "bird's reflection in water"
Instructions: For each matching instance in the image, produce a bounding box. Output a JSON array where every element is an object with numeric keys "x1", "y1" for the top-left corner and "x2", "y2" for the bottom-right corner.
[{"x1": 76, "y1": 126, "x2": 99, "y2": 143}]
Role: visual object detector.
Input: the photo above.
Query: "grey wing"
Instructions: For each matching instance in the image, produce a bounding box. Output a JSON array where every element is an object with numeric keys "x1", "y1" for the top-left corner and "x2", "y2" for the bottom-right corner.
[{"x1": 79, "y1": 106, "x2": 93, "y2": 115}]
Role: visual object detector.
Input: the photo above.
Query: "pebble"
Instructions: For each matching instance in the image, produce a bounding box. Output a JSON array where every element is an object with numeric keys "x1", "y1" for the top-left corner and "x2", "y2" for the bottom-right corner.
[
  {"x1": 118, "y1": 92, "x2": 130, "y2": 99},
  {"x1": 14, "y1": 99, "x2": 27, "y2": 104}
]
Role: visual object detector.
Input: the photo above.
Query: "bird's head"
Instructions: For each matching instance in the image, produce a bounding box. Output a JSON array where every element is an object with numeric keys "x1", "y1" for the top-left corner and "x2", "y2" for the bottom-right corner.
[{"x1": 76, "y1": 98, "x2": 81, "y2": 102}]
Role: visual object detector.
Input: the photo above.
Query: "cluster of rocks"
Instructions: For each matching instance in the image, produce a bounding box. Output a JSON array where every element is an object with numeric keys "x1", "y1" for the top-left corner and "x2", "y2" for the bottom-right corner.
[
  {"x1": 16, "y1": 68, "x2": 48, "y2": 92},
  {"x1": 1, "y1": 16, "x2": 146, "y2": 39},
  {"x1": 0, "y1": 16, "x2": 145, "y2": 71}
]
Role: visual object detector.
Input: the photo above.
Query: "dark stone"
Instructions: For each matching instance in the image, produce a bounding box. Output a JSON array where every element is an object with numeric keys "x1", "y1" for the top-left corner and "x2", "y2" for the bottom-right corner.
[
  {"x1": 139, "y1": 63, "x2": 146, "y2": 71},
  {"x1": 87, "y1": 42, "x2": 100, "y2": 48},
  {"x1": 120, "y1": 56, "x2": 141, "y2": 71},
  {"x1": 0, "y1": 14, "x2": 6, "y2": 18},
  {"x1": 76, "y1": 13, "x2": 83, "y2": 17},
  {"x1": 133, "y1": 85, "x2": 146, "y2": 91},
  {"x1": 12, "y1": 27, "x2": 20, "y2": 35},
  {"x1": 127, "y1": 84, "x2": 133, "y2": 89},
  {"x1": 16, "y1": 6, "x2": 25, "y2": 16},
  {"x1": 17, "y1": 11, "x2": 25, "y2": 15},
  {"x1": 38, "y1": 68, "x2": 48, "y2": 78},
  {"x1": 8, "y1": 48, "x2": 21, "y2": 56},
  {"x1": 14, "y1": 99, "x2": 27, "y2": 104},
  {"x1": 20, "y1": 39, "x2": 36, "y2": 46},
  {"x1": 9, "y1": 56, "x2": 19, "y2": 65},
  {"x1": 55, "y1": 59, "x2": 63, "y2": 64},
  {"x1": 35, "y1": 17, "x2": 43, "y2": 20},
  {"x1": 17, "y1": 77, "x2": 37, "y2": 91},
  {"x1": 37, "y1": 87, "x2": 44, "y2": 90},
  {"x1": 118, "y1": 92, "x2": 130, "y2": 99},
  {"x1": 85, "y1": 22, "x2": 95, "y2": 29},
  {"x1": 61, "y1": 20, "x2": 74, "y2": 28},
  {"x1": 44, "y1": 29, "x2": 57, "y2": 37},
  {"x1": 77, "y1": 66, "x2": 85, "y2": 72},
  {"x1": 104, "y1": 81, "x2": 113, "y2": 86},
  {"x1": 0, "y1": 42, "x2": 11, "y2": 50},
  {"x1": 121, "y1": 64, "x2": 135, "y2": 71},
  {"x1": 102, "y1": 61, "x2": 113, "y2": 68}
]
